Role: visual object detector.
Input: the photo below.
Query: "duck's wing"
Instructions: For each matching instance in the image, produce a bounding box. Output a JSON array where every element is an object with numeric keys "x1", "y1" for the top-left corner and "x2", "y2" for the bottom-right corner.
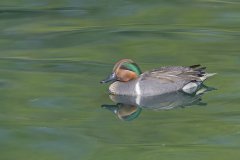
[{"x1": 141, "y1": 65, "x2": 207, "y2": 83}]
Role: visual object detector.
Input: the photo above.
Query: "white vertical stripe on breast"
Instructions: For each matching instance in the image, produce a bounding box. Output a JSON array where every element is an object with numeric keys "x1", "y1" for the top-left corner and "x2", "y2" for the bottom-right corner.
[
  {"x1": 135, "y1": 81, "x2": 141, "y2": 95},
  {"x1": 136, "y1": 95, "x2": 141, "y2": 105},
  {"x1": 135, "y1": 81, "x2": 141, "y2": 105}
]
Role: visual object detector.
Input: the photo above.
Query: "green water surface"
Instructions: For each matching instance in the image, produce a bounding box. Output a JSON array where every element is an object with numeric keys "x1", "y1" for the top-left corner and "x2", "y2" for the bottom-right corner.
[{"x1": 0, "y1": 0, "x2": 240, "y2": 160}]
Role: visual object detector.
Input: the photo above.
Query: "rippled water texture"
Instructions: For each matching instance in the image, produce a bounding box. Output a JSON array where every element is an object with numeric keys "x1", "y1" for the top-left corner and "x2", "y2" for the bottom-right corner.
[{"x1": 0, "y1": 0, "x2": 240, "y2": 159}]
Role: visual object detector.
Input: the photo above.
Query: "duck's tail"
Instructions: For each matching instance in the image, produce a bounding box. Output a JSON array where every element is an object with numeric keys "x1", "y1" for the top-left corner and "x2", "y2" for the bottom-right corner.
[{"x1": 200, "y1": 73, "x2": 217, "y2": 81}]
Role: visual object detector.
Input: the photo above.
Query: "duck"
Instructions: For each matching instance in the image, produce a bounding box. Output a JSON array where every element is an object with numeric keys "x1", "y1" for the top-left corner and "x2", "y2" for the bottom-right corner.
[{"x1": 101, "y1": 59, "x2": 216, "y2": 96}]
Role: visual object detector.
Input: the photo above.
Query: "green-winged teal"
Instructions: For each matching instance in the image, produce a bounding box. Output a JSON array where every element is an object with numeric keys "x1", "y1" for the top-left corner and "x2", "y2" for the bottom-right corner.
[{"x1": 101, "y1": 59, "x2": 216, "y2": 96}]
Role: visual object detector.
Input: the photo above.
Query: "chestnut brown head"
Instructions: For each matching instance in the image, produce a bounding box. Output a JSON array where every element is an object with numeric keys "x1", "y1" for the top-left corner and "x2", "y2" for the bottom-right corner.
[{"x1": 101, "y1": 59, "x2": 142, "y2": 83}]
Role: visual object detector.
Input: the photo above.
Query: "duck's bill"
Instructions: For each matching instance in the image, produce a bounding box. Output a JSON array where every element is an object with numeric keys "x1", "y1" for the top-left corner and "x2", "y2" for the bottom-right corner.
[{"x1": 100, "y1": 73, "x2": 116, "y2": 83}]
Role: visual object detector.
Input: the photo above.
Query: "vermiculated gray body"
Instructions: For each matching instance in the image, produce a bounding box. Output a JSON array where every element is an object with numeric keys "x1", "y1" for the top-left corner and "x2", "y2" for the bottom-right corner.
[
  {"x1": 109, "y1": 77, "x2": 187, "y2": 96},
  {"x1": 109, "y1": 66, "x2": 215, "y2": 96}
]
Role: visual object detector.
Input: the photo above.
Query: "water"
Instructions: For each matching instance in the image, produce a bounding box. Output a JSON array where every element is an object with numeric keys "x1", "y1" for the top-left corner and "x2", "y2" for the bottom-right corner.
[{"x1": 0, "y1": 0, "x2": 240, "y2": 159}]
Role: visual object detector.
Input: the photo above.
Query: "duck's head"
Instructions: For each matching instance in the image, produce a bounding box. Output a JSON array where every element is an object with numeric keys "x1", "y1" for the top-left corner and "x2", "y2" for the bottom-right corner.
[{"x1": 101, "y1": 59, "x2": 142, "y2": 83}]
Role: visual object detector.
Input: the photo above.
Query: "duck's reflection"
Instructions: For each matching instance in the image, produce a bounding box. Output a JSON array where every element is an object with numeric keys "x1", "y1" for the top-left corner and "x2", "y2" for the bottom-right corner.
[{"x1": 102, "y1": 85, "x2": 215, "y2": 121}]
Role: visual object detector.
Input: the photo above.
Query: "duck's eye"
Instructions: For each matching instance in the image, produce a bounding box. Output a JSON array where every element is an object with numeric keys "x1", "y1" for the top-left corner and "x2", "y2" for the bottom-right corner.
[
  {"x1": 120, "y1": 65, "x2": 131, "y2": 71},
  {"x1": 120, "y1": 63, "x2": 141, "y2": 75}
]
